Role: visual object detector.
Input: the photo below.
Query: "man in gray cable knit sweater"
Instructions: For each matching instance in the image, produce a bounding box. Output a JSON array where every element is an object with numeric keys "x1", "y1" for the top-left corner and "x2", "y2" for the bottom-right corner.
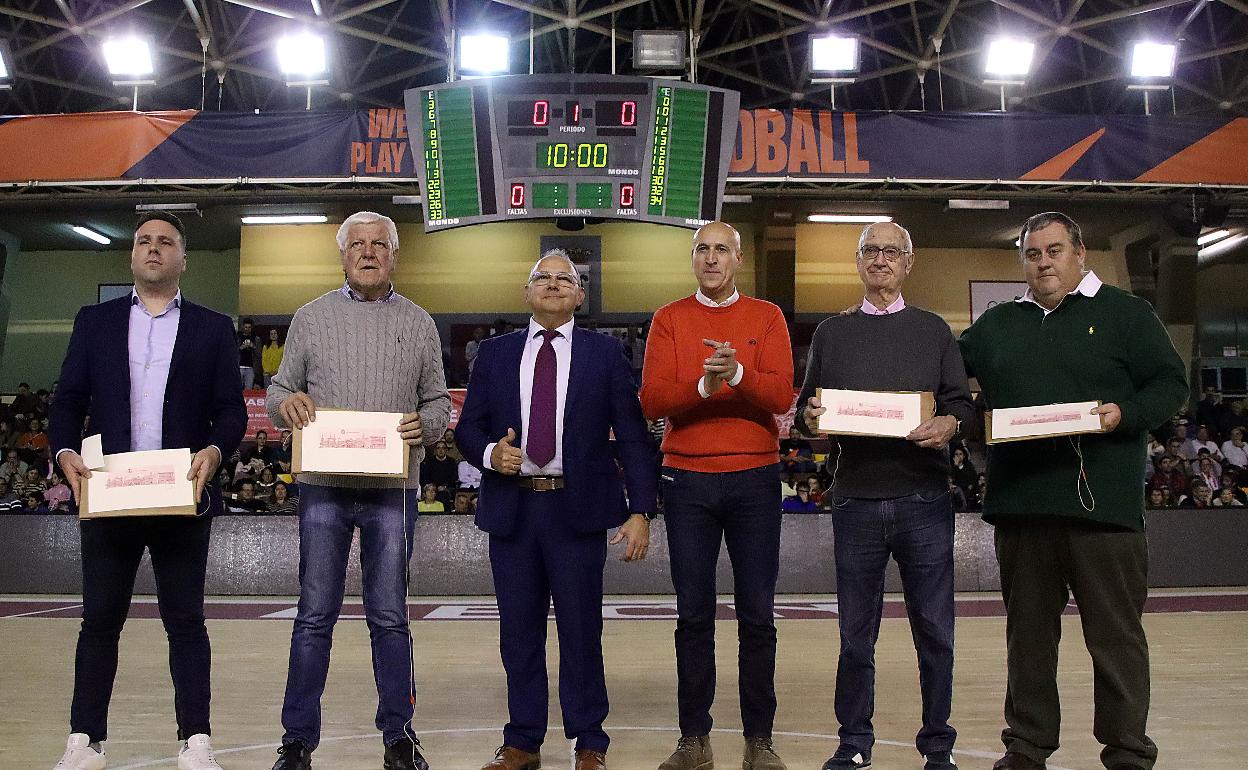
[{"x1": 266, "y1": 211, "x2": 450, "y2": 770}]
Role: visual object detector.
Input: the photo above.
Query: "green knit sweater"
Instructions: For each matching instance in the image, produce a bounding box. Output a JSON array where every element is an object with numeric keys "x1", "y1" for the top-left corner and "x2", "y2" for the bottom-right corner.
[{"x1": 958, "y1": 283, "x2": 1187, "y2": 530}]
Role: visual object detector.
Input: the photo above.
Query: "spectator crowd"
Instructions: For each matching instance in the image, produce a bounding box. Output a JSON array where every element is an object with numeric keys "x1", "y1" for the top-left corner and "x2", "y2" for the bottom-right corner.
[{"x1": 4, "y1": 377, "x2": 1247, "y2": 516}]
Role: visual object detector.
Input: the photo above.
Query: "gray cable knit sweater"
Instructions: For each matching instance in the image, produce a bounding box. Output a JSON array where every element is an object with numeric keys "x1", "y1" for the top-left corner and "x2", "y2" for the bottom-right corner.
[{"x1": 266, "y1": 289, "x2": 451, "y2": 489}]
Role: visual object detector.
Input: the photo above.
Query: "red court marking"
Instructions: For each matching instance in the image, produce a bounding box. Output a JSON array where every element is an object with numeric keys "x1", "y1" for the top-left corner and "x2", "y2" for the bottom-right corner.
[{"x1": 3, "y1": 592, "x2": 1247, "y2": 621}]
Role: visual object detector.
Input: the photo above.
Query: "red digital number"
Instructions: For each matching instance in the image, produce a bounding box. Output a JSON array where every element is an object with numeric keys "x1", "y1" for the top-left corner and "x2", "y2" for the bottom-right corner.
[
  {"x1": 511, "y1": 183, "x2": 526, "y2": 208},
  {"x1": 569, "y1": 101, "x2": 581, "y2": 125},
  {"x1": 619, "y1": 183, "x2": 634, "y2": 208},
  {"x1": 621, "y1": 101, "x2": 636, "y2": 126},
  {"x1": 532, "y1": 100, "x2": 549, "y2": 126}
]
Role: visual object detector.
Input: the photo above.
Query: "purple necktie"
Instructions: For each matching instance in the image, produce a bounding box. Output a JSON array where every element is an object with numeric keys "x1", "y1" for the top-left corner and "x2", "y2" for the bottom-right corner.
[{"x1": 527, "y1": 329, "x2": 560, "y2": 468}]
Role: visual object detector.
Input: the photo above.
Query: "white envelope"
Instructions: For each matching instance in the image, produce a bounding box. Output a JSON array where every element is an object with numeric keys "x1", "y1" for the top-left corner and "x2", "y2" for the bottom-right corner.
[
  {"x1": 292, "y1": 409, "x2": 409, "y2": 478},
  {"x1": 80, "y1": 440, "x2": 196, "y2": 518}
]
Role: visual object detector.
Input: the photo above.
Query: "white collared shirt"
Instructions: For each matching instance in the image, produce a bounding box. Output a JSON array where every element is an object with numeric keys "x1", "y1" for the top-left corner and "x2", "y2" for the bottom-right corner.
[
  {"x1": 695, "y1": 288, "x2": 740, "y2": 307},
  {"x1": 693, "y1": 289, "x2": 745, "y2": 397},
  {"x1": 1016, "y1": 271, "x2": 1103, "y2": 317},
  {"x1": 860, "y1": 294, "x2": 906, "y2": 315},
  {"x1": 483, "y1": 317, "x2": 575, "y2": 476}
]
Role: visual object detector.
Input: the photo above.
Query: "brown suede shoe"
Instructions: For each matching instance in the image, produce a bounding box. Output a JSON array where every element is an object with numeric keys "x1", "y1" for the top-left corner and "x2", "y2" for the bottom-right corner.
[
  {"x1": 574, "y1": 749, "x2": 608, "y2": 770},
  {"x1": 481, "y1": 745, "x2": 541, "y2": 770},
  {"x1": 657, "y1": 735, "x2": 713, "y2": 770},
  {"x1": 743, "y1": 737, "x2": 786, "y2": 770},
  {"x1": 991, "y1": 752, "x2": 1046, "y2": 770}
]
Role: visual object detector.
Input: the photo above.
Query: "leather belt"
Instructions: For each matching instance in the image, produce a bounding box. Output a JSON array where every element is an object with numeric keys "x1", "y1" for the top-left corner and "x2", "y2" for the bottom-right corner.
[{"x1": 517, "y1": 475, "x2": 565, "y2": 491}]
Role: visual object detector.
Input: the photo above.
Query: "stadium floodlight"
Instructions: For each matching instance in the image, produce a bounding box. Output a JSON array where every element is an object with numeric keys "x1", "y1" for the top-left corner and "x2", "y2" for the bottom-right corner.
[
  {"x1": 459, "y1": 33, "x2": 510, "y2": 75},
  {"x1": 985, "y1": 37, "x2": 1034, "y2": 77},
  {"x1": 277, "y1": 32, "x2": 328, "y2": 79},
  {"x1": 241, "y1": 214, "x2": 328, "y2": 225},
  {"x1": 103, "y1": 36, "x2": 154, "y2": 78},
  {"x1": 71, "y1": 226, "x2": 112, "y2": 245},
  {"x1": 1131, "y1": 41, "x2": 1177, "y2": 79},
  {"x1": 632, "y1": 30, "x2": 685, "y2": 69},
  {"x1": 811, "y1": 35, "x2": 859, "y2": 74}
]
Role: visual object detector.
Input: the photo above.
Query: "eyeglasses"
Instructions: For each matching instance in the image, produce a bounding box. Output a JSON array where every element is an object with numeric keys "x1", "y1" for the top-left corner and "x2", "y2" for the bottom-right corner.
[
  {"x1": 857, "y1": 245, "x2": 910, "y2": 262},
  {"x1": 529, "y1": 271, "x2": 580, "y2": 287}
]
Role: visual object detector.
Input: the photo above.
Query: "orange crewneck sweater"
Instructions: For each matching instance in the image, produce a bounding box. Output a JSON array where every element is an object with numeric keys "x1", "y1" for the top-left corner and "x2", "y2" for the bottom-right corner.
[{"x1": 640, "y1": 294, "x2": 794, "y2": 472}]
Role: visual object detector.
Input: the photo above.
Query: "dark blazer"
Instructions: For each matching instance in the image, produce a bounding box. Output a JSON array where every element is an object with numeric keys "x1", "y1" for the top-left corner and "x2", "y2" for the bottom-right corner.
[
  {"x1": 49, "y1": 295, "x2": 249, "y2": 514},
  {"x1": 457, "y1": 326, "x2": 658, "y2": 537}
]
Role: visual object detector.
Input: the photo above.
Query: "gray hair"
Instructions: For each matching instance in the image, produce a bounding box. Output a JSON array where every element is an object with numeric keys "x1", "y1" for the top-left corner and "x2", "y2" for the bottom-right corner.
[
  {"x1": 857, "y1": 221, "x2": 913, "y2": 254},
  {"x1": 336, "y1": 211, "x2": 399, "y2": 253},
  {"x1": 528, "y1": 248, "x2": 578, "y2": 282}
]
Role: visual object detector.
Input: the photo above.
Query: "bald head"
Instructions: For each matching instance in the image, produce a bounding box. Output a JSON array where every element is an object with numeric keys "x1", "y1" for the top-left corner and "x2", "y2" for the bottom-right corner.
[{"x1": 691, "y1": 221, "x2": 743, "y2": 302}]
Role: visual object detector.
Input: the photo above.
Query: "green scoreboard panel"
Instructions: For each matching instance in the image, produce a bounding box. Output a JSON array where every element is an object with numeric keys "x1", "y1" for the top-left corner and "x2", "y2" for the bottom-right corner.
[{"x1": 404, "y1": 75, "x2": 740, "y2": 232}]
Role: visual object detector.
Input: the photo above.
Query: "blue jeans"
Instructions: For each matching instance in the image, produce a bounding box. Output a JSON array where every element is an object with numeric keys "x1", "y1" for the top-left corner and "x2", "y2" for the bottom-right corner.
[
  {"x1": 829, "y1": 491, "x2": 957, "y2": 756},
  {"x1": 662, "y1": 463, "x2": 782, "y2": 739},
  {"x1": 280, "y1": 484, "x2": 419, "y2": 750}
]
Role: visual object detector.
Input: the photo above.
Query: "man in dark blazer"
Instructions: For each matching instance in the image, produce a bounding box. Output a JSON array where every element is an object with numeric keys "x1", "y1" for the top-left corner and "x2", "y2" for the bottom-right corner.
[
  {"x1": 48, "y1": 211, "x2": 247, "y2": 770},
  {"x1": 457, "y1": 249, "x2": 657, "y2": 770}
]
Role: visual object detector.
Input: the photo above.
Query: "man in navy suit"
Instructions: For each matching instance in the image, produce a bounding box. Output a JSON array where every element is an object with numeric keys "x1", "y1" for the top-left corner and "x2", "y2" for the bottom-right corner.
[
  {"x1": 457, "y1": 249, "x2": 657, "y2": 770},
  {"x1": 48, "y1": 212, "x2": 248, "y2": 770}
]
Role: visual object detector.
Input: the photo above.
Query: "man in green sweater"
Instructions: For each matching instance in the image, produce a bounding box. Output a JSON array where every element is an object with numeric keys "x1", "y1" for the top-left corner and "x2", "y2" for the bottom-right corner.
[{"x1": 958, "y1": 212, "x2": 1187, "y2": 770}]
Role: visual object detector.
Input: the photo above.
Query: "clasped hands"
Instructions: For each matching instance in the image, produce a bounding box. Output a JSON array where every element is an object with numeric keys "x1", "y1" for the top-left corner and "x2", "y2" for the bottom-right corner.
[{"x1": 701, "y1": 338, "x2": 738, "y2": 396}]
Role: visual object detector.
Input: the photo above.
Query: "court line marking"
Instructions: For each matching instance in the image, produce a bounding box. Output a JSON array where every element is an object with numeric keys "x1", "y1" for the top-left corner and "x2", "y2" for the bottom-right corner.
[
  {"x1": 110, "y1": 726, "x2": 1077, "y2": 770},
  {"x1": 0, "y1": 602, "x2": 83, "y2": 618}
]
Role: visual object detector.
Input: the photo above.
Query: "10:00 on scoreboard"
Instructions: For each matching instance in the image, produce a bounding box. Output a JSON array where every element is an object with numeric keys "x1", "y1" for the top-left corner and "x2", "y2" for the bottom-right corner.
[{"x1": 404, "y1": 75, "x2": 740, "y2": 232}]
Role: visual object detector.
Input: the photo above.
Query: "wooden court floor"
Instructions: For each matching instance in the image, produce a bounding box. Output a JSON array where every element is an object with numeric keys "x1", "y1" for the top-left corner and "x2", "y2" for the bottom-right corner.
[{"x1": 2, "y1": 591, "x2": 1246, "y2": 770}]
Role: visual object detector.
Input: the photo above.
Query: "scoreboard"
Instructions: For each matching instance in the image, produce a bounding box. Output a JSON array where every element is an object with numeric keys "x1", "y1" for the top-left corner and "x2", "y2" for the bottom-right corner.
[{"x1": 403, "y1": 75, "x2": 740, "y2": 232}]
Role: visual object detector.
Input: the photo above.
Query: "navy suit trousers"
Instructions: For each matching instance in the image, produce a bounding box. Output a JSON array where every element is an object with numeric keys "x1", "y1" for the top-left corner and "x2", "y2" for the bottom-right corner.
[{"x1": 488, "y1": 487, "x2": 610, "y2": 753}]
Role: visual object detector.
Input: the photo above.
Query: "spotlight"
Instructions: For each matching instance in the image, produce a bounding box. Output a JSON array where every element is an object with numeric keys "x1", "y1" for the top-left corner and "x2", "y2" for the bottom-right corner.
[
  {"x1": 459, "y1": 33, "x2": 510, "y2": 75},
  {"x1": 985, "y1": 37, "x2": 1034, "y2": 78},
  {"x1": 811, "y1": 35, "x2": 859, "y2": 74},
  {"x1": 103, "y1": 37, "x2": 154, "y2": 78},
  {"x1": 632, "y1": 30, "x2": 685, "y2": 69}
]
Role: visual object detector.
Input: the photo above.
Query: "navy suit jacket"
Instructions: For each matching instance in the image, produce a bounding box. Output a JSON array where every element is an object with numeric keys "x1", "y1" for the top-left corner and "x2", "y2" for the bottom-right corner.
[
  {"x1": 457, "y1": 326, "x2": 658, "y2": 538},
  {"x1": 49, "y1": 295, "x2": 249, "y2": 515}
]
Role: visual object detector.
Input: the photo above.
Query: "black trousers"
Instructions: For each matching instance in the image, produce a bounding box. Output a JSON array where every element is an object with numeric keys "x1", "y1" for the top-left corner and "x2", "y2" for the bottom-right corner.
[
  {"x1": 71, "y1": 515, "x2": 213, "y2": 743},
  {"x1": 994, "y1": 517, "x2": 1157, "y2": 769},
  {"x1": 662, "y1": 463, "x2": 782, "y2": 739}
]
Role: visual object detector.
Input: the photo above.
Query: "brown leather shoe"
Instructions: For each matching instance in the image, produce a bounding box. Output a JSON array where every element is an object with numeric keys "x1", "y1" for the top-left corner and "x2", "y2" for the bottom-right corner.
[
  {"x1": 481, "y1": 745, "x2": 541, "y2": 770},
  {"x1": 743, "y1": 737, "x2": 786, "y2": 770},
  {"x1": 992, "y1": 752, "x2": 1046, "y2": 770},
  {"x1": 574, "y1": 749, "x2": 608, "y2": 770}
]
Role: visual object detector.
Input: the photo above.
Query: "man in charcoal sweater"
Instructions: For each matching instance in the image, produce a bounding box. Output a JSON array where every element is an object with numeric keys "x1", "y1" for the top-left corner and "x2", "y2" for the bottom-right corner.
[
  {"x1": 266, "y1": 211, "x2": 451, "y2": 770},
  {"x1": 795, "y1": 221, "x2": 975, "y2": 770},
  {"x1": 959, "y1": 212, "x2": 1187, "y2": 770}
]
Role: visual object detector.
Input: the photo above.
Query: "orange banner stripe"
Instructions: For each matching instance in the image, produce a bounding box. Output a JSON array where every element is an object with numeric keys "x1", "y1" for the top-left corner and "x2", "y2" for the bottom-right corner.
[
  {"x1": 1135, "y1": 118, "x2": 1248, "y2": 184},
  {"x1": 1020, "y1": 128, "x2": 1106, "y2": 181},
  {"x1": 0, "y1": 110, "x2": 196, "y2": 182}
]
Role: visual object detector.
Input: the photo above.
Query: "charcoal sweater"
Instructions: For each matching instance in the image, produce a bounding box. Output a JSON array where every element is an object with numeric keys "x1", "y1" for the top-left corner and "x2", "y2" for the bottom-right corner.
[{"x1": 795, "y1": 305, "x2": 976, "y2": 499}]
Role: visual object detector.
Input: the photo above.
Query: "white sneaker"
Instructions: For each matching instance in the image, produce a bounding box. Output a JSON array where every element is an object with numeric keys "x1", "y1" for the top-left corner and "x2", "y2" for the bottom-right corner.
[
  {"x1": 178, "y1": 734, "x2": 223, "y2": 770},
  {"x1": 53, "y1": 733, "x2": 106, "y2": 770}
]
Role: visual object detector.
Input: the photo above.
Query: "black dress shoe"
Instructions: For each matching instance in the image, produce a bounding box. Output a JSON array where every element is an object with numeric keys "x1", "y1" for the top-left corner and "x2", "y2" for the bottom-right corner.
[
  {"x1": 385, "y1": 736, "x2": 431, "y2": 770},
  {"x1": 272, "y1": 742, "x2": 312, "y2": 770},
  {"x1": 992, "y1": 752, "x2": 1045, "y2": 770}
]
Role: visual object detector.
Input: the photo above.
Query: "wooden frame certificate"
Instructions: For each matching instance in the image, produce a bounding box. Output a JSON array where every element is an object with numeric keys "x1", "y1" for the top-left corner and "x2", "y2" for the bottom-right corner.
[
  {"x1": 292, "y1": 409, "x2": 409, "y2": 477},
  {"x1": 986, "y1": 401, "x2": 1106, "y2": 444},
  {"x1": 815, "y1": 389, "x2": 935, "y2": 438},
  {"x1": 80, "y1": 445, "x2": 197, "y2": 519}
]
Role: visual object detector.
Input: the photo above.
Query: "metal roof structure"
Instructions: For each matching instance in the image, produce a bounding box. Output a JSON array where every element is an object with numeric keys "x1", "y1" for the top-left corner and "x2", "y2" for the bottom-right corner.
[{"x1": 0, "y1": 0, "x2": 1246, "y2": 116}]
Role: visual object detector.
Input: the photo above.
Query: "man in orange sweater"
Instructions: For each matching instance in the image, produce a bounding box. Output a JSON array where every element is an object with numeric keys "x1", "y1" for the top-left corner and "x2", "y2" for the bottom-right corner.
[{"x1": 641, "y1": 221, "x2": 795, "y2": 770}]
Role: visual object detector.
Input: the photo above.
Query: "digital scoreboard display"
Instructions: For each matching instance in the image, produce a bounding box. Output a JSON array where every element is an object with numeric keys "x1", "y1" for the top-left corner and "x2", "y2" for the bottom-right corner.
[{"x1": 403, "y1": 75, "x2": 740, "y2": 232}]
